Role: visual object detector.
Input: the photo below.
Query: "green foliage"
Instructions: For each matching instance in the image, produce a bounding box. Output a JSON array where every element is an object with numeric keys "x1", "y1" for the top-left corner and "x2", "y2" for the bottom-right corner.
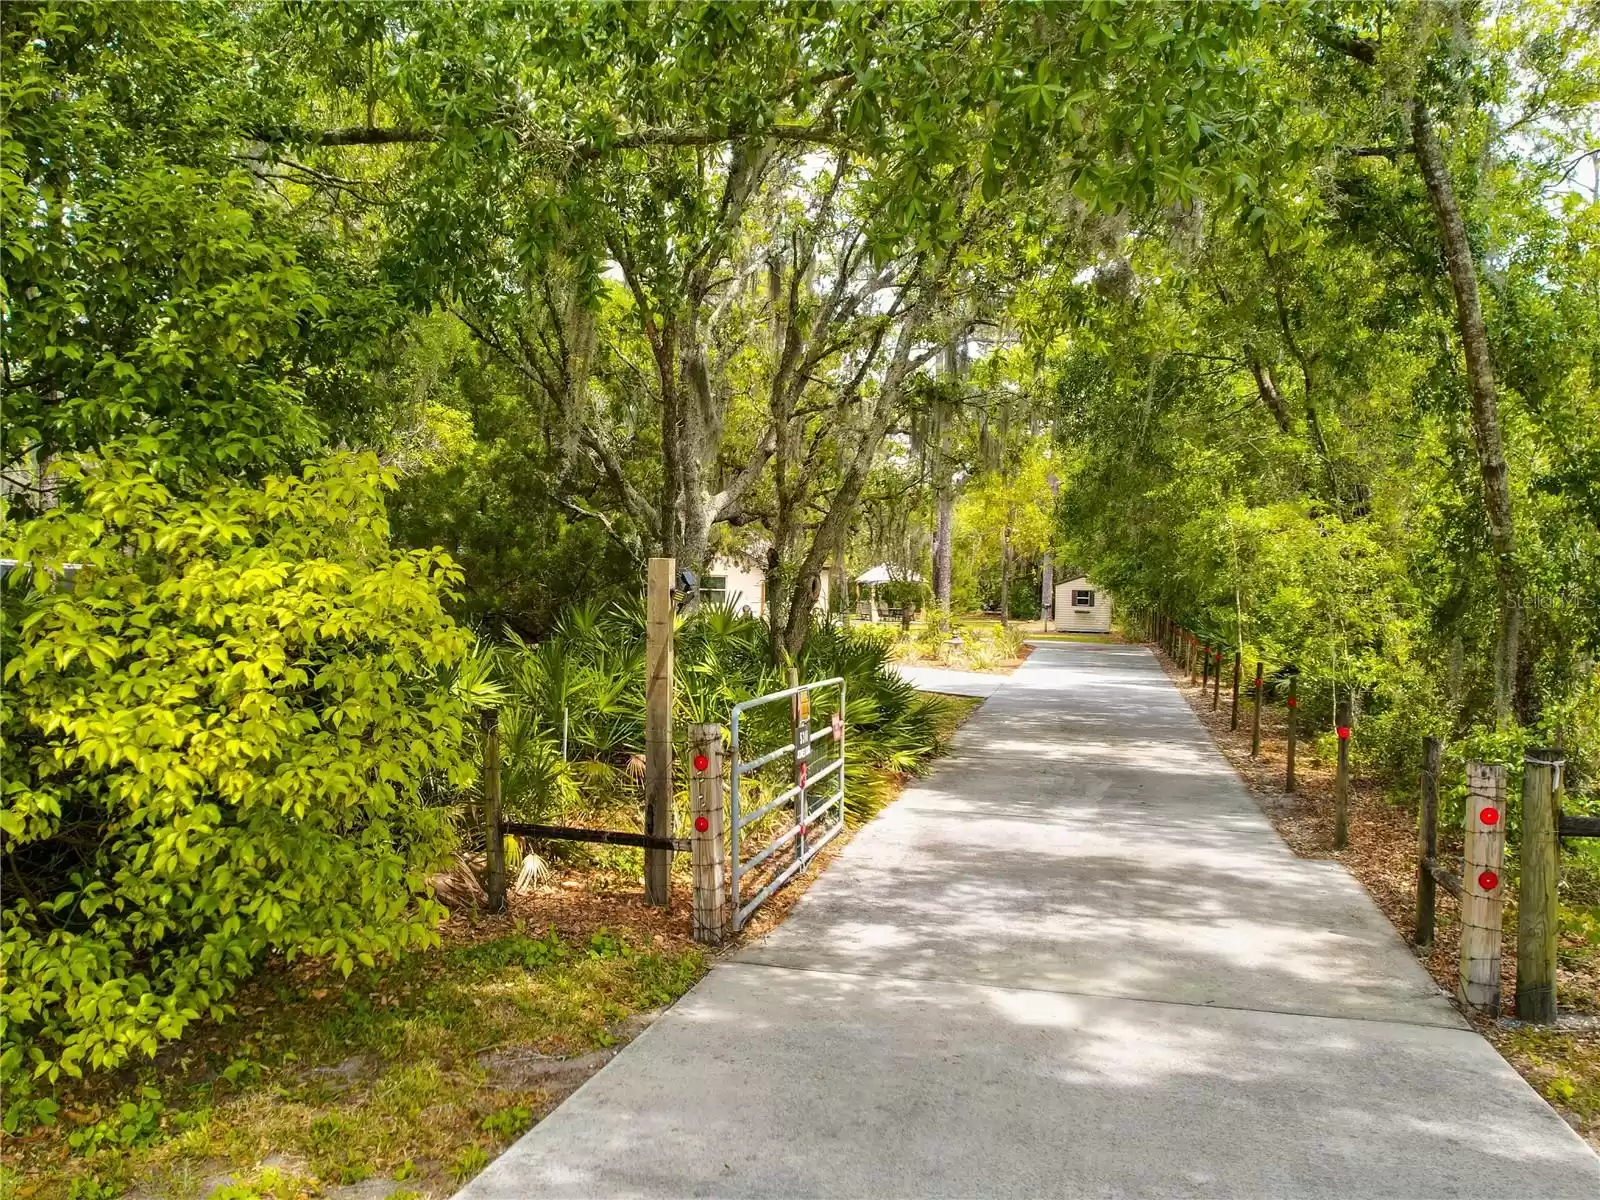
[
  {"x1": 478, "y1": 1105, "x2": 532, "y2": 1141},
  {"x1": 1, "y1": 453, "x2": 475, "y2": 1082},
  {"x1": 1041, "y1": 1, "x2": 1600, "y2": 802},
  {"x1": 1, "y1": 2, "x2": 406, "y2": 499},
  {"x1": 66, "y1": 1087, "x2": 164, "y2": 1156},
  {"x1": 382, "y1": 316, "x2": 644, "y2": 637},
  {"x1": 451, "y1": 1145, "x2": 491, "y2": 1183},
  {"x1": 878, "y1": 578, "x2": 930, "y2": 615},
  {"x1": 3, "y1": 921, "x2": 703, "y2": 1196},
  {"x1": 485, "y1": 602, "x2": 948, "y2": 831}
]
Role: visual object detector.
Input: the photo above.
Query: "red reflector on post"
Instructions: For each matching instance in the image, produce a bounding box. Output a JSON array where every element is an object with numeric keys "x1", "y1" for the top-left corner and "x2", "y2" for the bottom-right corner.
[
  {"x1": 693, "y1": 753, "x2": 709, "y2": 773},
  {"x1": 1287, "y1": 697, "x2": 1297, "y2": 708},
  {"x1": 1478, "y1": 869, "x2": 1498, "y2": 892},
  {"x1": 1337, "y1": 726, "x2": 1350, "y2": 740},
  {"x1": 694, "y1": 815, "x2": 709, "y2": 833},
  {"x1": 1479, "y1": 806, "x2": 1499, "y2": 827}
]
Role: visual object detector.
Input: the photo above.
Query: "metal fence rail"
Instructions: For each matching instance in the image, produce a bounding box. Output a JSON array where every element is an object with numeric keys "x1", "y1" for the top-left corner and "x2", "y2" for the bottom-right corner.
[{"x1": 729, "y1": 675, "x2": 846, "y2": 931}]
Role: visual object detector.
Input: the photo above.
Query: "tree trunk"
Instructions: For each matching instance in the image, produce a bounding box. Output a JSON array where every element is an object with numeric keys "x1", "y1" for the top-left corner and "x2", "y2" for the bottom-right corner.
[
  {"x1": 1040, "y1": 552, "x2": 1053, "y2": 629},
  {"x1": 1411, "y1": 97, "x2": 1521, "y2": 723},
  {"x1": 1243, "y1": 345, "x2": 1293, "y2": 433},
  {"x1": 1042, "y1": 471, "x2": 1059, "y2": 629},
  {"x1": 763, "y1": 547, "x2": 790, "y2": 655},
  {"x1": 657, "y1": 374, "x2": 681, "y2": 559},
  {"x1": 932, "y1": 484, "x2": 955, "y2": 630},
  {"x1": 778, "y1": 297, "x2": 932, "y2": 659},
  {"x1": 999, "y1": 510, "x2": 1013, "y2": 630},
  {"x1": 831, "y1": 532, "x2": 848, "y2": 624}
]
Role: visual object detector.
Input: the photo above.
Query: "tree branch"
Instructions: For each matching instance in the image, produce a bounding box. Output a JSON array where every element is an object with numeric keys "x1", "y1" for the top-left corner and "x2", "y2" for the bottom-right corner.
[
  {"x1": 259, "y1": 121, "x2": 862, "y2": 157},
  {"x1": 580, "y1": 427, "x2": 659, "y2": 537}
]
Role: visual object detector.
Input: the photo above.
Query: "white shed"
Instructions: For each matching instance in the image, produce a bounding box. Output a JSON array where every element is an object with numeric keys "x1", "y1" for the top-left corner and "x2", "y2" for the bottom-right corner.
[{"x1": 1052, "y1": 575, "x2": 1112, "y2": 633}]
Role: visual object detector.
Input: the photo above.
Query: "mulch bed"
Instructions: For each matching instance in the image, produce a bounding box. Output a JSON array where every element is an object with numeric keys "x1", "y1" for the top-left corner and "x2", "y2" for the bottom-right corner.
[
  {"x1": 1152, "y1": 646, "x2": 1600, "y2": 1147},
  {"x1": 445, "y1": 876, "x2": 702, "y2": 954}
]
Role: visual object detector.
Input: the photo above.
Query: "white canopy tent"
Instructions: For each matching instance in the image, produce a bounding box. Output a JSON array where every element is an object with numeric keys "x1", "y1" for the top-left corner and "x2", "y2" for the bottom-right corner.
[{"x1": 854, "y1": 565, "x2": 922, "y2": 621}]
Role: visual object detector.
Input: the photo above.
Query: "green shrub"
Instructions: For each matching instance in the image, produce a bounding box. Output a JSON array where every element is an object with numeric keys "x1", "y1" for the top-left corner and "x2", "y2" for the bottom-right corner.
[
  {"x1": 878, "y1": 579, "x2": 929, "y2": 615},
  {"x1": 486, "y1": 602, "x2": 946, "y2": 828},
  {"x1": 1, "y1": 453, "x2": 475, "y2": 1082}
]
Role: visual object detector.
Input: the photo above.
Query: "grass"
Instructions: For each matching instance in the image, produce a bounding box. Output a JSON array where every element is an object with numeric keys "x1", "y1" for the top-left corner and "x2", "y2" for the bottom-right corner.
[
  {"x1": 926, "y1": 693, "x2": 984, "y2": 735},
  {"x1": 1, "y1": 925, "x2": 705, "y2": 1200},
  {"x1": 1496, "y1": 1026, "x2": 1600, "y2": 1134}
]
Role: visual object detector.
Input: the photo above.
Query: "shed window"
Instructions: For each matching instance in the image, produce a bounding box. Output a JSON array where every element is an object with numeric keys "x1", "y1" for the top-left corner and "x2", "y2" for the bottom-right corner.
[
  {"x1": 1071, "y1": 589, "x2": 1095, "y2": 608},
  {"x1": 702, "y1": 575, "x2": 728, "y2": 605}
]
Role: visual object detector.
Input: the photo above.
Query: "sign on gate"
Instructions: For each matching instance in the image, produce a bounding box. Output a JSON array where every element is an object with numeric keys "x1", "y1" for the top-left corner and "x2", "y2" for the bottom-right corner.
[{"x1": 729, "y1": 676, "x2": 846, "y2": 930}]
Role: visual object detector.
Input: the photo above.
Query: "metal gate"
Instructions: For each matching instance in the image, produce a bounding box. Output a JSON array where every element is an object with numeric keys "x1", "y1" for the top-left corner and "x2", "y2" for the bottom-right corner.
[{"x1": 729, "y1": 676, "x2": 846, "y2": 930}]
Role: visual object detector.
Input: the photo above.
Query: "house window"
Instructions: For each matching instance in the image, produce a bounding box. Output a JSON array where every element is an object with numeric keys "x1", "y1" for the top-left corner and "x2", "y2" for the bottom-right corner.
[
  {"x1": 702, "y1": 575, "x2": 728, "y2": 605},
  {"x1": 1072, "y1": 589, "x2": 1095, "y2": 609}
]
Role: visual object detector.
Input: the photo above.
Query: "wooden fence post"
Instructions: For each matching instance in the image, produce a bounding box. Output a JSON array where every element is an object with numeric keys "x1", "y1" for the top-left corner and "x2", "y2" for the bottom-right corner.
[
  {"x1": 1201, "y1": 643, "x2": 1210, "y2": 690},
  {"x1": 689, "y1": 722, "x2": 727, "y2": 945},
  {"x1": 1333, "y1": 699, "x2": 1350, "y2": 849},
  {"x1": 1458, "y1": 761, "x2": 1508, "y2": 1013},
  {"x1": 1414, "y1": 736, "x2": 1442, "y2": 948},
  {"x1": 1230, "y1": 652, "x2": 1241, "y2": 730},
  {"x1": 481, "y1": 709, "x2": 506, "y2": 913},
  {"x1": 644, "y1": 556, "x2": 675, "y2": 907},
  {"x1": 1516, "y1": 748, "x2": 1562, "y2": 1023},
  {"x1": 1284, "y1": 672, "x2": 1298, "y2": 792},
  {"x1": 1250, "y1": 661, "x2": 1264, "y2": 758},
  {"x1": 1211, "y1": 650, "x2": 1222, "y2": 710}
]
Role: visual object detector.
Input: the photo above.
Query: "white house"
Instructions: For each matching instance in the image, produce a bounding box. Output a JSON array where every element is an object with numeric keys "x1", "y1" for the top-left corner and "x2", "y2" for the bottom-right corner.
[
  {"x1": 703, "y1": 550, "x2": 830, "y2": 619},
  {"x1": 1052, "y1": 574, "x2": 1112, "y2": 633}
]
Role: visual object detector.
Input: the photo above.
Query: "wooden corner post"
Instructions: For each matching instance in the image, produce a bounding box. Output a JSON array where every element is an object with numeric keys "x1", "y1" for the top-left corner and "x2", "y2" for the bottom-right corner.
[
  {"x1": 1333, "y1": 699, "x2": 1350, "y2": 850},
  {"x1": 1413, "y1": 736, "x2": 1442, "y2": 948},
  {"x1": 1516, "y1": 748, "x2": 1562, "y2": 1023},
  {"x1": 1284, "y1": 673, "x2": 1298, "y2": 792},
  {"x1": 689, "y1": 722, "x2": 727, "y2": 945},
  {"x1": 1230, "y1": 651, "x2": 1241, "y2": 730},
  {"x1": 1458, "y1": 761, "x2": 1508, "y2": 1014},
  {"x1": 481, "y1": 708, "x2": 506, "y2": 913},
  {"x1": 1250, "y1": 661, "x2": 1264, "y2": 758},
  {"x1": 644, "y1": 557, "x2": 675, "y2": 907}
]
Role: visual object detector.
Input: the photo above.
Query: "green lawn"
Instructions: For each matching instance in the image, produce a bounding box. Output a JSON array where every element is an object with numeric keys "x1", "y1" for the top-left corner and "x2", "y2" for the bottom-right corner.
[{"x1": 2, "y1": 927, "x2": 704, "y2": 1200}]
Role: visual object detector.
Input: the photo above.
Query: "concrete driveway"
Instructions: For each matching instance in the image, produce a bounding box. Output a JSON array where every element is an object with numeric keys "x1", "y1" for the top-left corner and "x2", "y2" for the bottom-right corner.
[
  {"x1": 889, "y1": 662, "x2": 1007, "y2": 698},
  {"x1": 459, "y1": 642, "x2": 1600, "y2": 1198}
]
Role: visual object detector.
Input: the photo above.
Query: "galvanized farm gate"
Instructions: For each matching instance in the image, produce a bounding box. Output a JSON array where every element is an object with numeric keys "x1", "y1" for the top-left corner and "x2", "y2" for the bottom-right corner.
[{"x1": 728, "y1": 676, "x2": 847, "y2": 931}]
